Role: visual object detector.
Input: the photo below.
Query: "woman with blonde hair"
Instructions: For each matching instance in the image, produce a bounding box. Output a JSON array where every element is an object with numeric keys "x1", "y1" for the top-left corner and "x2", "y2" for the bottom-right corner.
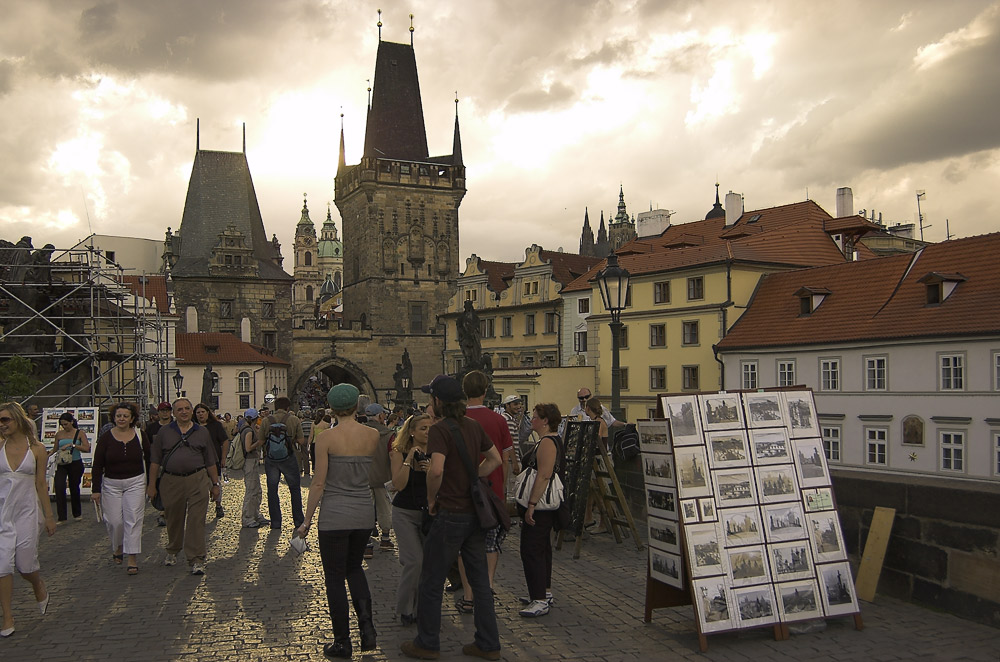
[
  {"x1": 91, "y1": 402, "x2": 148, "y2": 574},
  {"x1": 389, "y1": 413, "x2": 432, "y2": 625},
  {"x1": 0, "y1": 402, "x2": 56, "y2": 637}
]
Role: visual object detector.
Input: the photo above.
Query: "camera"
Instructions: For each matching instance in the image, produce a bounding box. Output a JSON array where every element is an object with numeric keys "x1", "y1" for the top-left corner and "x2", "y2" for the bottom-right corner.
[{"x1": 413, "y1": 449, "x2": 428, "y2": 463}]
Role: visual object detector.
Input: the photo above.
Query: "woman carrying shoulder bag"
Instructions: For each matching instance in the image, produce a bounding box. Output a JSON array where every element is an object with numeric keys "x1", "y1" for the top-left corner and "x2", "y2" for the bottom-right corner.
[
  {"x1": 517, "y1": 403, "x2": 564, "y2": 618},
  {"x1": 50, "y1": 412, "x2": 90, "y2": 522}
]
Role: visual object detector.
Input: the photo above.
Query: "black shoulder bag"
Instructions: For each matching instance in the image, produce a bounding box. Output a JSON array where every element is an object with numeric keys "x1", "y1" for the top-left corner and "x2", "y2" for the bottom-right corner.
[
  {"x1": 152, "y1": 429, "x2": 194, "y2": 511},
  {"x1": 445, "y1": 419, "x2": 511, "y2": 532}
]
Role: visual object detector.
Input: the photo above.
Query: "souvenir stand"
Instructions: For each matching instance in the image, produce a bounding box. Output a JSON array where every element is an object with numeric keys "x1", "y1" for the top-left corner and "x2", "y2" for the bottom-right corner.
[
  {"x1": 40, "y1": 406, "x2": 100, "y2": 496},
  {"x1": 641, "y1": 388, "x2": 862, "y2": 652}
]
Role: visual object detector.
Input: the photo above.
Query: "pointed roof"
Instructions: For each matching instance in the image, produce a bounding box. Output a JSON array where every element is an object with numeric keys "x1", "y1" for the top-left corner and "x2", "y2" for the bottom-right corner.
[
  {"x1": 452, "y1": 99, "x2": 463, "y2": 167},
  {"x1": 613, "y1": 185, "x2": 631, "y2": 225},
  {"x1": 172, "y1": 149, "x2": 290, "y2": 280},
  {"x1": 363, "y1": 40, "x2": 429, "y2": 161},
  {"x1": 705, "y1": 183, "x2": 725, "y2": 220},
  {"x1": 296, "y1": 195, "x2": 313, "y2": 228},
  {"x1": 337, "y1": 114, "x2": 346, "y2": 174}
]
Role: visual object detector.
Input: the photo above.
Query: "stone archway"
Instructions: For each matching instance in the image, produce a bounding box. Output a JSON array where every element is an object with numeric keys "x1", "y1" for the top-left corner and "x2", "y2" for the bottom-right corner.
[{"x1": 291, "y1": 356, "x2": 376, "y2": 410}]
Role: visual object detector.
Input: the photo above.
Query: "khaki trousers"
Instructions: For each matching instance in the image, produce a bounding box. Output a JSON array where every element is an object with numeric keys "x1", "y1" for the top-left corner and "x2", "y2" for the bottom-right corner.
[{"x1": 161, "y1": 471, "x2": 211, "y2": 565}]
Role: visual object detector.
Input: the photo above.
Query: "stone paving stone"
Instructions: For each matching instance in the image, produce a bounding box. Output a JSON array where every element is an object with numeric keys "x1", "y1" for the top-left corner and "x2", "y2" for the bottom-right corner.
[{"x1": 2, "y1": 476, "x2": 999, "y2": 660}]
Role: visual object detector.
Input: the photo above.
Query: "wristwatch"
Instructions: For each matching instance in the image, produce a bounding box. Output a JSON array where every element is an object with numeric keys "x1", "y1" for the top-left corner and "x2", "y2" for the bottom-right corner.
[{"x1": 213, "y1": 482, "x2": 221, "y2": 487}]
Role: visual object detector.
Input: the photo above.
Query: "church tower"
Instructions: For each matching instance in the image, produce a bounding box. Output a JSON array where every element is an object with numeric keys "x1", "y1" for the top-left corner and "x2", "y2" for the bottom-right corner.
[
  {"x1": 292, "y1": 195, "x2": 321, "y2": 328},
  {"x1": 608, "y1": 185, "x2": 638, "y2": 251},
  {"x1": 334, "y1": 38, "x2": 465, "y2": 335},
  {"x1": 579, "y1": 208, "x2": 595, "y2": 257}
]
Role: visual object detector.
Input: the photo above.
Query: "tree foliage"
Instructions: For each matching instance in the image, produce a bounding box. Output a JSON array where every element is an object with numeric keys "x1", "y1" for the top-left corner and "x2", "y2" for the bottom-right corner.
[{"x1": 0, "y1": 357, "x2": 40, "y2": 402}]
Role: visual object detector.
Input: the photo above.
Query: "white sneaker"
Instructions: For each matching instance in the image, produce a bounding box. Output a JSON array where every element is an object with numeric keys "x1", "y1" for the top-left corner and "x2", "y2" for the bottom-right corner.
[
  {"x1": 191, "y1": 563, "x2": 205, "y2": 576},
  {"x1": 164, "y1": 553, "x2": 177, "y2": 567},
  {"x1": 519, "y1": 592, "x2": 553, "y2": 605},
  {"x1": 519, "y1": 599, "x2": 550, "y2": 618}
]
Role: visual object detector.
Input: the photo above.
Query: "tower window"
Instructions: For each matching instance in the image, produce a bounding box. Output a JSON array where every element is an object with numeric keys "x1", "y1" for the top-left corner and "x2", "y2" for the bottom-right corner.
[{"x1": 305, "y1": 252, "x2": 312, "y2": 266}]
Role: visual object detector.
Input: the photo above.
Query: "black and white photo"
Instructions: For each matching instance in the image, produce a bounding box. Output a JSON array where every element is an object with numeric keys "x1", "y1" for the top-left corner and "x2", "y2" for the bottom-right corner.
[
  {"x1": 712, "y1": 468, "x2": 757, "y2": 507},
  {"x1": 699, "y1": 393, "x2": 743, "y2": 430},
  {"x1": 675, "y1": 446, "x2": 713, "y2": 498},
  {"x1": 733, "y1": 585, "x2": 777, "y2": 628},
  {"x1": 637, "y1": 418, "x2": 672, "y2": 453},
  {"x1": 743, "y1": 392, "x2": 784, "y2": 428},
  {"x1": 793, "y1": 437, "x2": 832, "y2": 488},
  {"x1": 755, "y1": 465, "x2": 799, "y2": 504},
  {"x1": 818, "y1": 561, "x2": 860, "y2": 617},
  {"x1": 663, "y1": 396, "x2": 703, "y2": 446},
  {"x1": 769, "y1": 541, "x2": 814, "y2": 582},
  {"x1": 707, "y1": 430, "x2": 750, "y2": 469},
  {"x1": 750, "y1": 428, "x2": 791, "y2": 465},
  {"x1": 776, "y1": 579, "x2": 823, "y2": 622}
]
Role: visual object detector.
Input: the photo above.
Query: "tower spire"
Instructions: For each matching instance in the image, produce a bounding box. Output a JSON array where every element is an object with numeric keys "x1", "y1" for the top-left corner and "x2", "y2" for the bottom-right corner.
[
  {"x1": 377, "y1": 8, "x2": 382, "y2": 41},
  {"x1": 196, "y1": 117, "x2": 200, "y2": 151},
  {"x1": 337, "y1": 112, "x2": 346, "y2": 174},
  {"x1": 242, "y1": 122, "x2": 246, "y2": 153},
  {"x1": 452, "y1": 93, "x2": 463, "y2": 166},
  {"x1": 409, "y1": 13, "x2": 414, "y2": 46}
]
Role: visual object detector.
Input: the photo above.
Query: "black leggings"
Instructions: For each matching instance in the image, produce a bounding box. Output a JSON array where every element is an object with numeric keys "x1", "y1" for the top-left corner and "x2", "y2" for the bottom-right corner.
[
  {"x1": 54, "y1": 459, "x2": 85, "y2": 520},
  {"x1": 520, "y1": 509, "x2": 556, "y2": 600},
  {"x1": 318, "y1": 528, "x2": 372, "y2": 638}
]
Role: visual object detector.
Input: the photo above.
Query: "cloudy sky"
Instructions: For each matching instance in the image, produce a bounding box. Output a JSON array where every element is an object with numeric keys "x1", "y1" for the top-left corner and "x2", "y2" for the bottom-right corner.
[{"x1": 2, "y1": 0, "x2": 999, "y2": 266}]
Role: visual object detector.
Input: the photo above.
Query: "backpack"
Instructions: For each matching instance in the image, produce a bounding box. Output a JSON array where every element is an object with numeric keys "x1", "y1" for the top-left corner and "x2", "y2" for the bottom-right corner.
[
  {"x1": 226, "y1": 427, "x2": 250, "y2": 471},
  {"x1": 613, "y1": 423, "x2": 640, "y2": 461},
  {"x1": 266, "y1": 416, "x2": 291, "y2": 461}
]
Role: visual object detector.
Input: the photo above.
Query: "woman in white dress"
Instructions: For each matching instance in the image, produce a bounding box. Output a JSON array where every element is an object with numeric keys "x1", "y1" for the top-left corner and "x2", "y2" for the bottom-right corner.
[{"x1": 0, "y1": 402, "x2": 56, "y2": 637}]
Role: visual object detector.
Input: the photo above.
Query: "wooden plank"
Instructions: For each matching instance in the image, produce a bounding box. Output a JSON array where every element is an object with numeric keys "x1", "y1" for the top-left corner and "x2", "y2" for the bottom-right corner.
[{"x1": 855, "y1": 506, "x2": 896, "y2": 602}]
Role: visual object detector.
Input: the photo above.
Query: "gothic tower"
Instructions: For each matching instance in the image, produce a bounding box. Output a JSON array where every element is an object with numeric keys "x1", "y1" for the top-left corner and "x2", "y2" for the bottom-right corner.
[
  {"x1": 334, "y1": 39, "x2": 465, "y2": 335},
  {"x1": 579, "y1": 208, "x2": 595, "y2": 257},
  {"x1": 608, "y1": 185, "x2": 638, "y2": 250},
  {"x1": 595, "y1": 211, "x2": 610, "y2": 257},
  {"x1": 292, "y1": 195, "x2": 321, "y2": 328}
]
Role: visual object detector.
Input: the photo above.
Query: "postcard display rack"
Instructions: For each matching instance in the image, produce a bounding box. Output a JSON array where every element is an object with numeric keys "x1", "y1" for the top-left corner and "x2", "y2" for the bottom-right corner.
[
  {"x1": 41, "y1": 407, "x2": 100, "y2": 496},
  {"x1": 640, "y1": 390, "x2": 861, "y2": 651}
]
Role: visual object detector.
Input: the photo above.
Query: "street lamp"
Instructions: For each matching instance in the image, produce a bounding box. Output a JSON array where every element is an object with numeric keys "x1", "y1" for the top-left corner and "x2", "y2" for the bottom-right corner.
[
  {"x1": 271, "y1": 385, "x2": 279, "y2": 397},
  {"x1": 596, "y1": 252, "x2": 630, "y2": 421},
  {"x1": 172, "y1": 371, "x2": 184, "y2": 399}
]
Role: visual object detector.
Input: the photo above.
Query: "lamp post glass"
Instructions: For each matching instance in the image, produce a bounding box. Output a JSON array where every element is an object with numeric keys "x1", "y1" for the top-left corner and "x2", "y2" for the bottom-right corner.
[
  {"x1": 596, "y1": 253, "x2": 631, "y2": 421},
  {"x1": 172, "y1": 372, "x2": 184, "y2": 398}
]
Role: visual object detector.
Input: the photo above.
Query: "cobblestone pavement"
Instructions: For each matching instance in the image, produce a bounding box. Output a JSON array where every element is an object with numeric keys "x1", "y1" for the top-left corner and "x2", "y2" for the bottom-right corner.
[{"x1": 3, "y1": 475, "x2": 999, "y2": 661}]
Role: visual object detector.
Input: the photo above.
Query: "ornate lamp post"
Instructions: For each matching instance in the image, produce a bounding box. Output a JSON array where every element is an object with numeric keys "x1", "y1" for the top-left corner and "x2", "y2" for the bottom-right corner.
[
  {"x1": 596, "y1": 252, "x2": 631, "y2": 421},
  {"x1": 172, "y1": 371, "x2": 184, "y2": 399},
  {"x1": 271, "y1": 384, "x2": 279, "y2": 398}
]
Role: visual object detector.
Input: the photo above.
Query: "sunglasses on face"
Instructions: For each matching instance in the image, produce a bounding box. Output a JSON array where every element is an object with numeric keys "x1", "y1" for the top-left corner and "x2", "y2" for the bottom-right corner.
[{"x1": 0, "y1": 416, "x2": 12, "y2": 424}]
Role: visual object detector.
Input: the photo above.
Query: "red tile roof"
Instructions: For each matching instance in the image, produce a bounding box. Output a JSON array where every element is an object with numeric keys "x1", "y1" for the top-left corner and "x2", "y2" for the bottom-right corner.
[
  {"x1": 477, "y1": 260, "x2": 517, "y2": 295},
  {"x1": 538, "y1": 250, "x2": 603, "y2": 287},
  {"x1": 176, "y1": 332, "x2": 289, "y2": 366},
  {"x1": 120, "y1": 275, "x2": 170, "y2": 313},
  {"x1": 715, "y1": 233, "x2": 1000, "y2": 350},
  {"x1": 563, "y1": 200, "x2": 860, "y2": 293}
]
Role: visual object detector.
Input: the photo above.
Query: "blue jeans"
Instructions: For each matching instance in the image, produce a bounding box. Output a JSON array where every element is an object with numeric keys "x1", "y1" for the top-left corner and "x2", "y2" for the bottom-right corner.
[
  {"x1": 414, "y1": 510, "x2": 499, "y2": 653},
  {"x1": 264, "y1": 454, "x2": 304, "y2": 528}
]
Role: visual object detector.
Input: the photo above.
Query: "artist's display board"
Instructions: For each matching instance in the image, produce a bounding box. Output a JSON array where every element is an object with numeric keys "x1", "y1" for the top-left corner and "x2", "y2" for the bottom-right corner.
[
  {"x1": 41, "y1": 407, "x2": 99, "y2": 496},
  {"x1": 641, "y1": 390, "x2": 859, "y2": 636},
  {"x1": 561, "y1": 419, "x2": 602, "y2": 537}
]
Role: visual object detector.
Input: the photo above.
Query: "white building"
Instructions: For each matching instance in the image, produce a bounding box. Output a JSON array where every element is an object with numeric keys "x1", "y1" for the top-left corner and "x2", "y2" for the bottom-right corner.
[{"x1": 716, "y1": 233, "x2": 1000, "y2": 483}]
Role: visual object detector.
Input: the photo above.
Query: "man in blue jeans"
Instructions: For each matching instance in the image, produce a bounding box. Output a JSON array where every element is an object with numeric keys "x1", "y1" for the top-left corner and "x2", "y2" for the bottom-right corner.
[
  {"x1": 401, "y1": 376, "x2": 502, "y2": 661},
  {"x1": 256, "y1": 396, "x2": 305, "y2": 530}
]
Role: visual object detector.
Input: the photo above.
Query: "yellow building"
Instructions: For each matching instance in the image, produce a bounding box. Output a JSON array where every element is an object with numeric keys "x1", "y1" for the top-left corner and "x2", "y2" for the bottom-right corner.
[
  {"x1": 441, "y1": 244, "x2": 600, "y2": 374},
  {"x1": 562, "y1": 195, "x2": 879, "y2": 421}
]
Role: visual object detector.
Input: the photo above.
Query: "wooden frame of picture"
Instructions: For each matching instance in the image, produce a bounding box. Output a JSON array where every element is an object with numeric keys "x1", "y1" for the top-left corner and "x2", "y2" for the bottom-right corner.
[
  {"x1": 782, "y1": 391, "x2": 820, "y2": 438},
  {"x1": 647, "y1": 516, "x2": 681, "y2": 554},
  {"x1": 775, "y1": 579, "x2": 823, "y2": 622},
  {"x1": 743, "y1": 392, "x2": 785, "y2": 428},
  {"x1": 706, "y1": 429, "x2": 751, "y2": 469},
  {"x1": 699, "y1": 393, "x2": 744, "y2": 431},
  {"x1": 642, "y1": 452, "x2": 676, "y2": 488},
  {"x1": 662, "y1": 396, "x2": 703, "y2": 446},
  {"x1": 637, "y1": 418, "x2": 672, "y2": 453},
  {"x1": 817, "y1": 561, "x2": 861, "y2": 617}
]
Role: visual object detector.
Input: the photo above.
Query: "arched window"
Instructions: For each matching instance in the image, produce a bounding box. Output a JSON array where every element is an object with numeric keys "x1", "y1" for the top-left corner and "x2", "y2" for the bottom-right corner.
[
  {"x1": 306, "y1": 285, "x2": 314, "y2": 301},
  {"x1": 305, "y1": 251, "x2": 312, "y2": 266},
  {"x1": 238, "y1": 371, "x2": 250, "y2": 392},
  {"x1": 211, "y1": 371, "x2": 220, "y2": 393}
]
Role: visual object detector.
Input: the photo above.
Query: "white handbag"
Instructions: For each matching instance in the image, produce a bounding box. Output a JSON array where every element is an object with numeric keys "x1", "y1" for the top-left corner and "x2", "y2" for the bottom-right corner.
[{"x1": 513, "y1": 467, "x2": 564, "y2": 510}]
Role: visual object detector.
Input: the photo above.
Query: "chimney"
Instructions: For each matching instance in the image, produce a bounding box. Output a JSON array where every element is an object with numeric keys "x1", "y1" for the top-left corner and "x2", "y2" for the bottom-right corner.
[
  {"x1": 724, "y1": 192, "x2": 743, "y2": 227},
  {"x1": 836, "y1": 187, "x2": 854, "y2": 217},
  {"x1": 636, "y1": 209, "x2": 673, "y2": 238}
]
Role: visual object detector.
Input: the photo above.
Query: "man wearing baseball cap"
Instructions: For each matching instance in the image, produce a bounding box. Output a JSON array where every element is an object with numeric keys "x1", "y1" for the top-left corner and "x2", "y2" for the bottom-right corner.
[
  {"x1": 402, "y1": 376, "x2": 502, "y2": 660},
  {"x1": 238, "y1": 409, "x2": 269, "y2": 529}
]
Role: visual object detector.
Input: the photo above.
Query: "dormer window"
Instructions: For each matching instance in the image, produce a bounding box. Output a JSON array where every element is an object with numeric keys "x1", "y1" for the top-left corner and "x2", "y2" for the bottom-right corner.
[
  {"x1": 205, "y1": 345, "x2": 219, "y2": 354},
  {"x1": 794, "y1": 287, "x2": 831, "y2": 315},
  {"x1": 918, "y1": 272, "x2": 966, "y2": 306}
]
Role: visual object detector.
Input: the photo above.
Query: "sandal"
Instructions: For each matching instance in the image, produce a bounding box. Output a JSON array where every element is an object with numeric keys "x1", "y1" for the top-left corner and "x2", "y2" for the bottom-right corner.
[
  {"x1": 113, "y1": 554, "x2": 124, "y2": 565},
  {"x1": 127, "y1": 565, "x2": 139, "y2": 576},
  {"x1": 456, "y1": 598, "x2": 474, "y2": 614}
]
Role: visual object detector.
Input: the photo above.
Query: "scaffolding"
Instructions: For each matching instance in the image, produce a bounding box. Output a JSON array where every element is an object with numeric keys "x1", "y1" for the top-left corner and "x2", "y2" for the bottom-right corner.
[{"x1": 0, "y1": 242, "x2": 174, "y2": 415}]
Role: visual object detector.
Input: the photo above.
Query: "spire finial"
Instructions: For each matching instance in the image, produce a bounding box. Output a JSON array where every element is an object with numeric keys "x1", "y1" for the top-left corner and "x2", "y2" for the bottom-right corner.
[
  {"x1": 377, "y1": 8, "x2": 382, "y2": 41},
  {"x1": 242, "y1": 122, "x2": 246, "y2": 153},
  {"x1": 455, "y1": 91, "x2": 459, "y2": 117},
  {"x1": 409, "y1": 13, "x2": 414, "y2": 46},
  {"x1": 196, "y1": 117, "x2": 200, "y2": 151},
  {"x1": 366, "y1": 80, "x2": 371, "y2": 109}
]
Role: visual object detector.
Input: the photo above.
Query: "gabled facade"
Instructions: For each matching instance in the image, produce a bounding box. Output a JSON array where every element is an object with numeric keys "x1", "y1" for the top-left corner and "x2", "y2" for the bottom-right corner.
[
  {"x1": 562, "y1": 195, "x2": 880, "y2": 421},
  {"x1": 441, "y1": 245, "x2": 600, "y2": 373},
  {"x1": 715, "y1": 232, "x2": 1000, "y2": 482}
]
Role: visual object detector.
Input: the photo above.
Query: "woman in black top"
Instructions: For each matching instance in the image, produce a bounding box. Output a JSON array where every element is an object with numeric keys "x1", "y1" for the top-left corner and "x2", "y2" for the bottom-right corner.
[
  {"x1": 91, "y1": 403, "x2": 148, "y2": 574},
  {"x1": 194, "y1": 404, "x2": 228, "y2": 519},
  {"x1": 388, "y1": 413, "x2": 432, "y2": 625}
]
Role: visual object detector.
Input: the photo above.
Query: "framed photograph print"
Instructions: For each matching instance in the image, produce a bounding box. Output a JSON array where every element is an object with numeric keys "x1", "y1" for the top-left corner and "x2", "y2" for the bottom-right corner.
[
  {"x1": 818, "y1": 561, "x2": 860, "y2": 617},
  {"x1": 782, "y1": 391, "x2": 819, "y2": 438},
  {"x1": 692, "y1": 576, "x2": 734, "y2": 633},
  {"x1": 662, "y1": 396, "x2": 703, "y2": 446},
  {"x1": 686, "y1": 522, "x2": 727, "y2": 578},
  {"x1": 802, "y1": 487, "x2": 835, "y2": 512},
  {"x1": 749, "y1": 428, "x2": 792, "y2": 466},
  {"x1": 647, "y1": 487, "x2": 679, "y2": 521},
  {"x1": 699, "y1": 393, "x2": 744, "y2": 431},
  {"x1": 720, "y1": 506, "x2": 764, "y2": 547},
  {"x1": 806, "y1": 511, "x2": 847, "y2": 562},
  {"x1": 762, "y1": 502, "x2": 807, "y2": 543},
  {"x1": 647, "y1": 516, "x2": 680, "y2": 554},
  {"x1": 698, "y1": 498, "x2": 718, "y2": 522},
  {"x1": 675, "y1": 446, "x2": 713, "y2": 498},
  {"x1": 637, "y1": 419, "x2": 672, "y2": 454},
  {"x1": 776, "y1": 579, "x2": 823, "y2": 622},
  {"x1": 755, "y1": 465, "x2": 799, "y2": 504},
  {"x1": 733, "y1": 584, "x2": 778, "y2": 628},
  {"x1": 768, "y1": 540, "x2": 814, "y2": 582},
  {"x1": 792, "y1": 437, "x2": 832, "y2": 488},
  {"x1": 743, "y1": 392, "x2": 785, "y2": 428},
  {"x1": 680, "y1": 499, "x2": 701, "y2": 524},
  {"x1": 706, "y1": 430, "x2": 751, "y2": 469},
  {"x1": 727, "y1": 545, "x2": 771, "y2": 587},
  {"x1": 643, "y1": 453, "x2": 676, "y2": 488},
  {"x1": 712, "y1": 468, "x2": 757, "y2": 508},
  {"x1": 650, "y1": 548, "x2": 684, "y2": 589}
]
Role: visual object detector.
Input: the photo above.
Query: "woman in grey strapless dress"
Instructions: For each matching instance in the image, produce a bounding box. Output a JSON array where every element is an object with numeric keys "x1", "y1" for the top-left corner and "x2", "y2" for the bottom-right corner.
[{"x1": 298, "y1": 384, "x2": 380, "y2": 659}]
